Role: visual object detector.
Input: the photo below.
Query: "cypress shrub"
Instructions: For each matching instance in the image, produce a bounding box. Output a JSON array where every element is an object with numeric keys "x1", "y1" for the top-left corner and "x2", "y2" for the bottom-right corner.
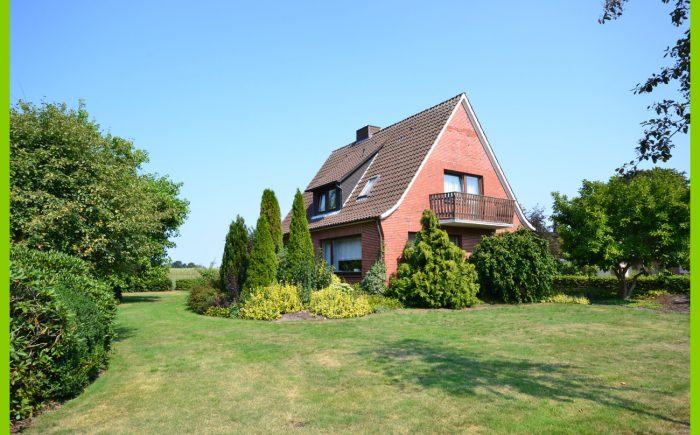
[
  {"x1": 219, "y1": 215, "x2": 249, "y2": 301},
  {"x1": 280, "y1": 189, "x2": 330, "y2": 302},
  {"x1": 389, "y1": 210, "x2": 479, "y2": 309},
  {"x1": 244, "y1": 213, "x2": 278, "y2": 291},
  {"x1": 470, "y1": 229, "x2": 558, "y2": 303},
  {"x1": 260, "y1": 189, "x2": 283, "y2": 251}
]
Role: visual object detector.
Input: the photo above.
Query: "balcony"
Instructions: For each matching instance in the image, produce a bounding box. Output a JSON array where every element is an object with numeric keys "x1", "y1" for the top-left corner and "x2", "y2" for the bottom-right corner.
[{"x1": 429, "y1": 192, "x2": 515, "y2": 229}]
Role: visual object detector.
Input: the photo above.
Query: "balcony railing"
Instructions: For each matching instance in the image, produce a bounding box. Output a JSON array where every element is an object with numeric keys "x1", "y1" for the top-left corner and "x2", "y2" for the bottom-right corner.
[{"x1": 429, "y1": 192, "x2": 515, "y2": 226}]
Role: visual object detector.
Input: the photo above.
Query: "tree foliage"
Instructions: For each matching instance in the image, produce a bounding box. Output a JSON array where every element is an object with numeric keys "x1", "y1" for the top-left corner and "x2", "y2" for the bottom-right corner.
[
  {"x1": 10, "y1": 101, "x2": 189, "y2": 292},
  {"x1": 219, "y1": 215, "x2": 249, "y2": 301},
  {"x1": 599, "y1": 0, "x2": 689, "y2": 172},
  {"x1": 470, "y1": 229, "x2": 558, "y2": 303},
  {"x1": 551, "y1": 168, "x2": 689, "y2": 299},
  {"x1": 244, "y1": 211, "x2": 277, "y2": 292},
  {"x1": 389, "y1": 210, "x2": 479, "y2": 309},
  {"x1": 524, "y1": 205, "x2": 561, "y2": 259},
  {"x1": 260, "y1": 189, "x2": 283, "y2": 251}
]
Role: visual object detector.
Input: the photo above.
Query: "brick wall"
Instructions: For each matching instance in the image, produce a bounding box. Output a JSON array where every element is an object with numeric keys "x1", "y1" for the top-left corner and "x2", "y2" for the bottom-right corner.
[
  {"x1": 309, "y1": 220, "x2": 382, "y2": 283},
  {"x1": 381, "y1": 103, "x2": 524, "y2": 277}
]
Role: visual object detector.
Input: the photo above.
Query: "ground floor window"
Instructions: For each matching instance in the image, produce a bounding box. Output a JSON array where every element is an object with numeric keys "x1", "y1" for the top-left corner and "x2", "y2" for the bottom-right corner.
[{"x1": 321, "y1": 236, "x2": 362, "y2": 273}]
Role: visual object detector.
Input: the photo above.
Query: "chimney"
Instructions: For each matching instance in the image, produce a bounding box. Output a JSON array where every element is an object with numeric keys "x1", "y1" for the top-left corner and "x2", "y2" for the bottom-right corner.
[{"x1": 356, "y1": 125, "x2": 381, "y2": 142}]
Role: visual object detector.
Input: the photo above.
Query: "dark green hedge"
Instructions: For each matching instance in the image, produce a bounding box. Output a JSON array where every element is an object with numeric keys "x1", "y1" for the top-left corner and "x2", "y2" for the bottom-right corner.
[
  {"x1": 10, "y1": 246, "x2": 117, "y2": 421},
  {"x1": 175, "y1": 278, "x2": 199, "y2": 290},
  {"x1": 553, "y1": 274, "x2": 690, "y2": 297}
]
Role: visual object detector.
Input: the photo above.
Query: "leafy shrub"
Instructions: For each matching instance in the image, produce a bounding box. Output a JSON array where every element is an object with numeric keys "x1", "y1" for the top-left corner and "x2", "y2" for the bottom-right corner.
[
  {"x1": 10, "y1": 246, "x2": 116, "y2": 421},
  {"x1": 175, "y1": 278, "x2": 198, "y2": 290},
  {"x1": 360, "y1": 258, "x2": 387, "y2": 295},
  {"x1": 187, "y1": 285, "x2": 225, "y2": 314},
  {"x1": 552, "y1": 274, "x2": 690, "y2": 297},
  {"x1": 279, "y1": 253, "x2": 333, "y2": 304},
  {"x1": 545, "y1": 294, "x2": 590, "y2": 305},
  {"x1": 470, "y1": 229, "x2": 557, "y2": 303},
  {"x1": 197, "y1": 267, "x2": 222, "y2": 288},
  {"x1": 634, "y1": 290, "x2": 670, "y2": 300},
  {"x1": 204, "y1": 306, "x2": 232, "y2": 318},
  {"x1": 309, "y1": 287, "x2": 373, "y2": 319},
  {"x1": 365, "y1": 295, "x2": 404, "y2": 313},
  {"x1": 238, "y1": 283, "x2": 302, "y2": 320},
  {"x1": 121, "y1": 264, "x2": 172, "y2": 292},
  {"x1": 389, "y1": 210, "x2": 480, "y2": 308}
]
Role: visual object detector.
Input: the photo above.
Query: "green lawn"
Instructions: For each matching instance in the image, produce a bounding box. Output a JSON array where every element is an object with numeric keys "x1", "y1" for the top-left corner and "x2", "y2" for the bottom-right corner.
[{"x1": 27, "y1": 292, "x2": 689, "y2": 434}]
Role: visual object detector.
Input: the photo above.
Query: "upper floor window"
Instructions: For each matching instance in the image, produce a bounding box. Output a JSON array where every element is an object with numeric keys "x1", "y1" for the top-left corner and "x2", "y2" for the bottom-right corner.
[
  {"x1": 358, "y1": 175, "x2": 380, "y2": 199},
  {"x1": 444, "y1": 172, "x2": 482, "y2": 195},
  {"x1": 315, "y1": 187, "x2": 340, "y2": 213}
]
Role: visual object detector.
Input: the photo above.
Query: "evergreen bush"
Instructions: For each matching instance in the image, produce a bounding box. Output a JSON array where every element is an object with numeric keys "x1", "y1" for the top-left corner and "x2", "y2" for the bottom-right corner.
[
  {"x1": 219, "y1": 215, "x2": 249, "y2": 301},
  {"x1": 470, "y1": 229, "x2": 557, "y2": 303},
  {"x1": 360, "y1": 258, "x2": 387, "y2": 295},
  {"x1": 238, "y1": 283, "x2": 302, "y2": 320},
  {"x1": 309, "y1": 287, "x2": 373, "y2": 319},
  {"x1": 244, "y1": 213, "x2": 277, "y2": 291},
  {"x1": 389, "y1": 210, "x2": 480, "y2": 308}
]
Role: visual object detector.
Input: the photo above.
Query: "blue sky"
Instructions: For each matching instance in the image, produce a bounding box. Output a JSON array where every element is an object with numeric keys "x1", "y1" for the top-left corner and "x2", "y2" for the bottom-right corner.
[{"x1": 11, "y1": 1, "x2": 689, "y2": 266}]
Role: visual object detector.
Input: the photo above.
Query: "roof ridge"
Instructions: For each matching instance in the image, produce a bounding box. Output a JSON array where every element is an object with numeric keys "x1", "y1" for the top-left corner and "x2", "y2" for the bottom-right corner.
[{"x1": 327, "y1": 93, "x2": 464, "y2": 153}]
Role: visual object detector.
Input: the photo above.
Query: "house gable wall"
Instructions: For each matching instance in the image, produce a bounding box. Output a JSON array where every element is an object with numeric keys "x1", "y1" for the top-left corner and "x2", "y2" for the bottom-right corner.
[{"x1": 381, "y1": 103, "x2": 525, "y2": 277}]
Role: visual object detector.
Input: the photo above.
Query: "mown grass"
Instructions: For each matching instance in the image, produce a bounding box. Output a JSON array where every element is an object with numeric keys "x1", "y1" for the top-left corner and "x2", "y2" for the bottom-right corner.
[{"x1": 27, "y1": 292, "x2": 689, "y2": 434}]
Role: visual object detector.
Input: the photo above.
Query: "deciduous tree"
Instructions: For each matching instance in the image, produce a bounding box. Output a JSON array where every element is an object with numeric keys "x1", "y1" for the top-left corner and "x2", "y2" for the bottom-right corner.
[{"x1": 551, "y1": 168, "x2": 689, "y2": 299}]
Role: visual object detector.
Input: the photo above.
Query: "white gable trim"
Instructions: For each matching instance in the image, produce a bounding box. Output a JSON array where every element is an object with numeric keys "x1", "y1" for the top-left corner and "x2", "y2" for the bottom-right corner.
[
  {"x1": 460, "y1": 96, "x2": 535, "y2": 230},
  {"x1": 380, "y1": 93, "x2": 535, "y2": 230},
  {"x1": 380, "y1": 96, "x2": 462, "y2": 220}
]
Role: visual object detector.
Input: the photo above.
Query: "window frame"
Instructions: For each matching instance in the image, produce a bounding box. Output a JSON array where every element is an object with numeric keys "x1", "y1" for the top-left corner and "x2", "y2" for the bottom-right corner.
[
  {"x1": 320, "y1": 235, "x2": 363, "y2": 275},
  {"x1": 444, "y1": 170, "x2": 483, "y2": 195},
  {"x1": 315, "y1": 186, "x2": 341, "y2": 214},
  {"x1": 358, "y1": 175, "x2": 380, "y2": 199}
]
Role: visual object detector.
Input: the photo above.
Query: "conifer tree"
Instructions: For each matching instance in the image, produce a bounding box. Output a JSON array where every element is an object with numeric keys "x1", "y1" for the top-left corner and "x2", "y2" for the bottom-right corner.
[
  {"x1": 389, "y1": 210, "x2": 479, "y2": 308},
  {"x1": 260, "y1": 189, "x2": 283, "y2": 252},
  {"x1": 286, "y1": 189, "x2": 315, "y2": 269},
  {"x1": 244, "y1": 212, "x2": 277, "y2": 292},
  {"x1": 219, "y1": 215, "x2": 249, "y2": 301}
]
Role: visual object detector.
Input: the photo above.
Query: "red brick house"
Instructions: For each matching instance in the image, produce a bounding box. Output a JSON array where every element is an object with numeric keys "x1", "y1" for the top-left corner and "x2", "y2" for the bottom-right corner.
[{"x1": 281, "y1": 93, "x2": 534, "y2": 282}]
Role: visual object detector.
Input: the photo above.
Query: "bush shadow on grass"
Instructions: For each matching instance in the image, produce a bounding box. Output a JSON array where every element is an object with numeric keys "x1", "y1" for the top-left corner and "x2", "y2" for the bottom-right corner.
[
  {"x1": 113, "y1": 325, "x2": 137, "y2": 342},
  {"x1": 120, "y1": 294, "x2": 162, "y2": 304},
  {"x1": 361, "y1": 339, "x2": 687, "y2": 427}
]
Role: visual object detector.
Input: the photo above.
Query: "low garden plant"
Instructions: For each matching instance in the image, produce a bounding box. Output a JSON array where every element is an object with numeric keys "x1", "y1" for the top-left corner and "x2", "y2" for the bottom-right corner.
[
  {"x1": 238, "y1": 283, "x2": 302, "y2": 320},
  {"x1": 187, "y1": 285, "x2": 226, "y2": 314},
  {"x1": 545, "y1": 294, "x2": 591, "y2": 305},
  {"x1": 204, "y1": 306, "x2": 232, "y2": 318},
  {"x1": 360, "y1": 258, "x2": 387, "y2": 295},
  {"x1": 309, "y1": 287, "x2": 373, "y2": 319}
]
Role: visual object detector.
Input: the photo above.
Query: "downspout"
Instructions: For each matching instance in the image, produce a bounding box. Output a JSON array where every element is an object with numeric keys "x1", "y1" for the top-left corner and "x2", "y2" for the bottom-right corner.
[{"x1": 375, "y1": 218, "x2": 384, "y2": 262}]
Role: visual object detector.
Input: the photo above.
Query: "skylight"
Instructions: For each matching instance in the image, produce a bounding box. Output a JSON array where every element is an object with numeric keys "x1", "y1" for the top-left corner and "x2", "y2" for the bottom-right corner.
[{"x1": 358, "y1": 176, "x2": 379, "y2": 199}]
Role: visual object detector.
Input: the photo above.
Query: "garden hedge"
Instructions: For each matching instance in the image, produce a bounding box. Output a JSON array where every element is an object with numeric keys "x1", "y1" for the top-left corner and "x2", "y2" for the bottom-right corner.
[
  {"x1": 10, "y1": 245, "x2": 117, "y2": 421},
  {"x1": 553, "y1": 274, "x2": 690, "y2": 297}
]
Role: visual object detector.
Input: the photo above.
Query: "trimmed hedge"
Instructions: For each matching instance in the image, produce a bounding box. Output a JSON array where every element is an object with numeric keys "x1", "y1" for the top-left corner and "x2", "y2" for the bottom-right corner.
[
  {"x1": 553, "y1": 274, "x2": 690, "y2": 297},
  {"x1": 10, "y1": 246, "x2": 117, "y2": 421}
]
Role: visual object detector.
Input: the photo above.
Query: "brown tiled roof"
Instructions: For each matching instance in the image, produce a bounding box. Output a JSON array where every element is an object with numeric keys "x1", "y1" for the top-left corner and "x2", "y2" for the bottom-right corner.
[{"x1": 282, "y1": 94, "x2": 463, "y2": 233}]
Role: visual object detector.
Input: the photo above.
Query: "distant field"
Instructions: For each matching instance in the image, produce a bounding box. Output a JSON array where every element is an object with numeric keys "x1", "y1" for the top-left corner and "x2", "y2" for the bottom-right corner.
[{"x1": 167, "y1": 268, "x2": 201, "y2": 281}]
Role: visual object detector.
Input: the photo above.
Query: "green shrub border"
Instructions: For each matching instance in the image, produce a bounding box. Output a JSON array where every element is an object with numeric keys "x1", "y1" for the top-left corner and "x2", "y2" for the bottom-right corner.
[{"x1": 553, "y1": 274, "x2": 689, "y2": 297}]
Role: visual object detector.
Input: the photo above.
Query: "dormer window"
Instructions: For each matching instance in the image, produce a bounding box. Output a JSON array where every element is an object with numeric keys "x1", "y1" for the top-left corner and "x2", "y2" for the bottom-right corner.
[
  {"x1": 358, "y1": 175, "x2": 379, "y2": 199},
  {"x1": 315, "y1": 186, "x2": 340, "y2": 214}
]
